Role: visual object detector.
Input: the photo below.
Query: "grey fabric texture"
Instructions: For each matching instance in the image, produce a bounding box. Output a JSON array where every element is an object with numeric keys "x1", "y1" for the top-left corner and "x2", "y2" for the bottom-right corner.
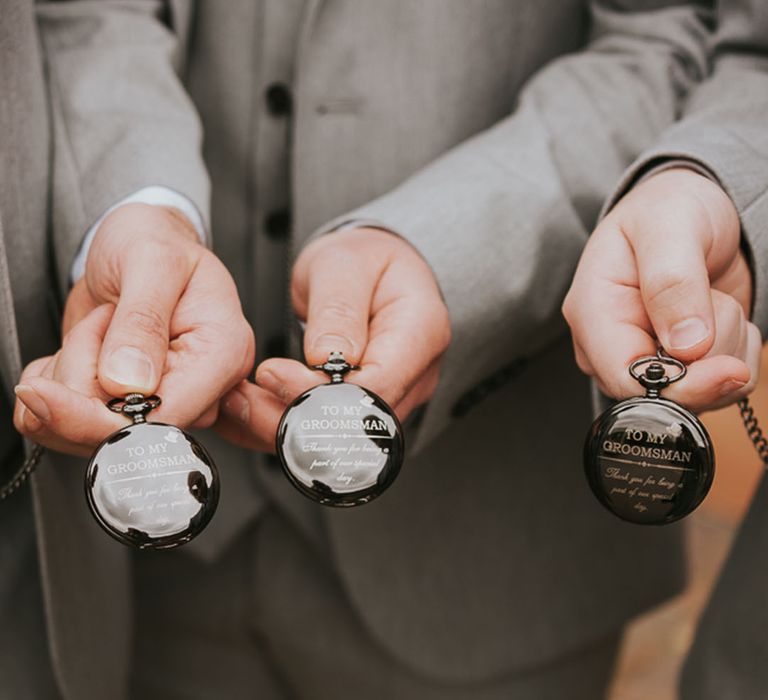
[
  {"x1": 0, "y1": 4, "x2": 120, "y2": 700},
  {"x1": 173, "y1": 0, "x2": 714, "y2": 685},
  {"x1": 0, "y1": 486, "x2": 60, "y2": 700},
  {"x1": 603, "y1": 0, "x2": 768, "y2": 336},
  {"x1": 323, "y1": 0, "x2": 713, "y2": 452},
  {"x1": 680, "y1": 475, "x2": 768, "y2": 699},
  {"x1": 0, "y1": 2, "x2": 207, "y2": 698},
  {"x1": 131, "y1": 507, "x2": 622, "y2": 700},
  {"x1": 13, "y1": 0, "x2": 764, "y2": 695},
  {"x1": 37, "y1": 0, "x2": 211, "y2": 297}
]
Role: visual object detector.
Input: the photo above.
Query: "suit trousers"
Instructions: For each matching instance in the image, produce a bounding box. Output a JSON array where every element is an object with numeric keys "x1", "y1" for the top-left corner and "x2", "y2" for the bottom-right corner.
[
  {"x1": 130, "y1": 507, "x2": 621, "y2": 700},
  {"x1": 0, "y1": 483, "x2": 60, "y2": 700},
  {"x1": 680, "y1": 474, "x2": 768, "y2": 700}
]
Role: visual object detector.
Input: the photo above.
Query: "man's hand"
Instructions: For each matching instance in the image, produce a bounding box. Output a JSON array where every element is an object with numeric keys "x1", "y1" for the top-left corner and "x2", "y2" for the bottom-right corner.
[
  {"x1": 216, "y1": 228, "x2": 451, "y2": 451},
  {"x1": 563, "y1": 168, "x2": 761, "y2": 412},
  {"x1": 13, "y1": 203, "x2": 255, "y2": 455}
]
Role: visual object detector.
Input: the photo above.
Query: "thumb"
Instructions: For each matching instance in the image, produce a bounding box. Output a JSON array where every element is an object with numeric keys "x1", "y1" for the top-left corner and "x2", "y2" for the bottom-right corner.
[
  {"x1": 628, "y1": 220, "x2": 715, "y2": 363},
  {"x1": 297, "y1": 248, "x2": 377, "y2": 366},
  {"x1": 97, "y1": 265, "x2": 187, "y2": 397}
]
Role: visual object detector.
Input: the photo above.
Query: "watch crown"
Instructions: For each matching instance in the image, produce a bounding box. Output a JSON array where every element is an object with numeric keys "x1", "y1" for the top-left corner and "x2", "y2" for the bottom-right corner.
[{"x1": 316, "y1": 352, "x2": 357, "y2": 383}]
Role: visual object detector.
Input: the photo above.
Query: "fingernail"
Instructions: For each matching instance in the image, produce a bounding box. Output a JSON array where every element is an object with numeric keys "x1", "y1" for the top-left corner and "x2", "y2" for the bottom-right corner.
[
  {"x1": 14, "y1": 385, "x2": 51, "y2": 422},
  {"x1": 102, "y1": 346, "x2": 155, "y2": 390},
  {"x1": 668, "y1": 317, "x2": 709, "y2": 350},
  {"x1": 256, "y1": 370, "x2": 287, "y2": 401},
  {"x1": 223, "y1": 390, "x2": 250, "y2": 425},
  {"x1": 720, "y1": 379, "x2": 747, "y2": 396},
  {"x1": 311, "y1": 334, "x2": 356, "y2": 358}
]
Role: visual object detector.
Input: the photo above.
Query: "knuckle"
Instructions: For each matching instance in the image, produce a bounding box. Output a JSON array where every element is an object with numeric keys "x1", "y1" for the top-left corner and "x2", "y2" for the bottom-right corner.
[
  {"x1": 643, "y1": 268, "x2": 697, "y2": 311},
  {"x1": 193, "y1": 407, "x2": 219, "y2": 430},
  {"x1": 437, "y1": 321, "x2": 452, "y2": 355},
  {"x1": 573, "y1": 347, "x2": 592, "y2": 376},
  {"x1": 598, "y1": 374, "x2": 633, "y2": 402},
  {"x1": 561, "y1": 297, "x2": 573, "y2": 324},
  {"x1": 561, "y1": 289, "x2": 583, "y2": 328},
  {"x1": 205, "y1": 315, "x2": 255, "y2": 381},
  {"x1": 235, "y1": 322, "x2": 256, "y2": 376},
  {"x1": 12, "y1": 408, "x2": 26, "y2": 435},
  {"x1": 415, "y1": 365, "x2": 442, "y2": 406},
  {"x1": 426, "y1": 302, "x2": 451, "y2": 355},
  {"x1": 142, "y1": 238, "x2": 192, "y2": 271},
  {"x1": 574, "y1": 356, "x2": 591, "y2": 377},
  {"x1": 21, "y1": 356, "x2": 51, "y2": 382},
  {"x1": 121, "y1": 306, "x2": 168, "y2": 343},
  {"x1": 316, "y1": 299, "x2": 362, "y2": 326},
  {"x1": 714, "y1": 293, "x2": 743, "y2": 326}
]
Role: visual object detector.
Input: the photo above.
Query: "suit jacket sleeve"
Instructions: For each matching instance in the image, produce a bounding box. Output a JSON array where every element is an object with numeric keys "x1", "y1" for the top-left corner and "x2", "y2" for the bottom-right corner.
[
  {"x1": 604, "y1": 0, "x2": 768, "y2": 337},
  {"x1": 320, "y1": 1, "x2": 714, "y2": 452},
  {"x1": 36, "y1": 0, "x2": 209, "y2": 296}
]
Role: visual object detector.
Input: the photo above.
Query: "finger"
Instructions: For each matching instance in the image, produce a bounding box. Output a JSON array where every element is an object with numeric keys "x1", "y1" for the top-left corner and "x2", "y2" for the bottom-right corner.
[
  {"x1": 387, "y1": 360, "x2": 441, "y2": 422},
  {"x1": 97, "y1": 241, "x2": 196, "y2": 397},
  {"x1": 351, "y1": 301, "x2": 448, "y2": 408},
  {"x1": 627, "y1": 218, "x2": 715, "y2": 362},
  {"x1": 294, "y1": 246, "x2": 378, "y2": 365},
  {"x1": 254, "y1": 358, "x2": 325, "y2": 404},
  {"x1": 740, "y1": 322, "x2": 762, "y2": 397},
  {"x1": 255, "y1": 356, "x2": 442, "y2": 425},
  {"x1": 215, "y1": 381, "x2": 284, "y2": 452},
  {"x1": 705, "y1": 290, "x2": 746, "y2": 359},
  {"x1": 20, "y1": 304, "x2": 115, "y2": 442},
  {"x1": 564, "y1": 276, "x2": 657, "y2": 401},
  {"x1": 350, "y1": 251, "x2": 450, "y2": 408},
  {"x1": 264, "y1": 286, "x2": 449, "y2": 413},
  {"x1": 14, "y1": 356, "x2": 56, "y2": 435},
  {"x1": 62, "y1": 278, "x2": 100, "y2": 334},
  {"x1": 562, "y1": 221, "x2": 656, "y2": 398},
  {"x1": 713, "y1": 250, "x2": 752, "y2": 316},
  {"x1": 662, "y1": 355, "x2": 751, "y2": 412},
  {"x1": 14, "y1": 375, "x2": 126, "y2": 454},
  {"x1": 572, "y1": 337, "x2": 595, "y2": 377},
  {"x1": 13, "y1": 407, "x2": 101, "y2": 457},
  {"x1": 54, "y1": 304, "x2": 115, "y2": 394},
  {"x1": 142, "y1": 253, "x2": 255, "y2": 427},
  {"x1": 191, "y1": 403, "x2": 220, "y2": 430}
]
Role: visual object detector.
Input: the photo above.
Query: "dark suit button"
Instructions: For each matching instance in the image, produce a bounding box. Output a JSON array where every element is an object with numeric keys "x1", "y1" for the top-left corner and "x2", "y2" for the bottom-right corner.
[
  {"x1": 265, "y1": 209, "x2": 291, "y2": 240},
  {"x1": 265, "y1": 83, "x2": 293, "y2": 116}
]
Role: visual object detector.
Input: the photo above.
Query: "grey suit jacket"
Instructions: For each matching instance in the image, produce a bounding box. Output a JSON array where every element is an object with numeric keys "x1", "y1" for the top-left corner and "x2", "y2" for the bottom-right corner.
[
  {"x1": 182, "y1": 0, "x2": 712, "y2": 684},
  {"x1": 13, "y1": 0, "x2": 765, "y2": 697},
  {"x1": 1, "y1": 2, "x2": 208, "y2": 698}
]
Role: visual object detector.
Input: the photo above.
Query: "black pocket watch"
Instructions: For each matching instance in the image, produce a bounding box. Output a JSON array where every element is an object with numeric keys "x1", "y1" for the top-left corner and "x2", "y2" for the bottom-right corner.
[
  {"x1": 85, "y1": 393, "x2": 219, "y2": 549},
  {"x1": 584, "y1": 350, "x2": 715, "y2": 525},
  {"x1": 276, "y1": 352, "x2": 404, "y2": 506}
]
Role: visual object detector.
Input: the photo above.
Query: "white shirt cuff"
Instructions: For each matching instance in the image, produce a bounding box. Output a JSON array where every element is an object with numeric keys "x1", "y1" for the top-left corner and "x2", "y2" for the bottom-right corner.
[{"x1": 70, "y1": 186, "x2": 207, "y2": 283}]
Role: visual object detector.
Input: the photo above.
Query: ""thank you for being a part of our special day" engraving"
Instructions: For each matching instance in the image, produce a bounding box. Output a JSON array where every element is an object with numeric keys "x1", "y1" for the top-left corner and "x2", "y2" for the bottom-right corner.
[{"x1": 599, "y1": 427, "x2": 692, "y2": 514}]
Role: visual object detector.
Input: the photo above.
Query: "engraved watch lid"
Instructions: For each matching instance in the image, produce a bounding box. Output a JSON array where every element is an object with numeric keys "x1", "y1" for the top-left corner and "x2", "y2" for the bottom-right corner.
[
  {"x1": 276, "y1": 354, "x2": 404, "y2": 506},
  {"x1": 85, "y1": 395, "x2": 219, "y2": 549},
  {"x1": 584, "y1": 396, "x2": 714, "y2": 525}
]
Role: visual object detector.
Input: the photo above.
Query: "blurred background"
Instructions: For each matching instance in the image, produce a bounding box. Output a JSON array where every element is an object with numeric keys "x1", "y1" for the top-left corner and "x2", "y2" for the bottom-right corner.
[{"x1": 609, "y1": 351, "x2": 768, "y2": 699}]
